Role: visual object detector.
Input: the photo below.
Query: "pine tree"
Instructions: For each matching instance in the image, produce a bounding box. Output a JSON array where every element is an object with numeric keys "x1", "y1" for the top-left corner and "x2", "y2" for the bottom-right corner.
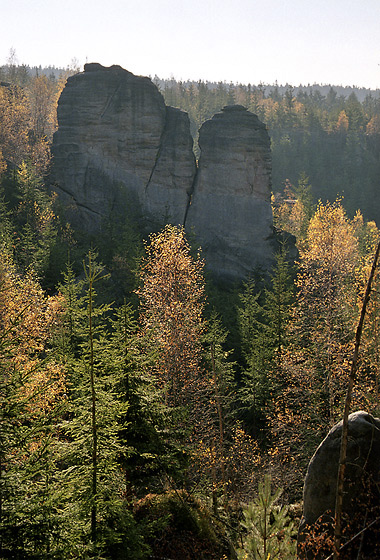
[
  {"x1": 55, "y1": 251, "x2": 144, "y2": 558},
  {"x1": 237, "y1": 279, "x2": 262, "y2": 365},
  {"x1": 262, "y1": 246, "x2": 295, "y2": 391},
  {"x1": 237, "y1": 279, "x2": 269, "y2": 441},
  {"x1": 13, "y1": 161, "x2": 58, "y2": 279},
  {"x1": 0, "y1": 186, "x2": 14, "y2": 255},
  {"x1": 237, "y1": 249, "x2": 294, "y2": 444},
  {"x1": 195, "y1": 312, "x2": 235, "y2": 507},
  {"x1": 107, "y1": 300, "x2": 166, "y2": 498},
  {"x1": 237, "y1": 475, "x2": 296, "y2": 560}
]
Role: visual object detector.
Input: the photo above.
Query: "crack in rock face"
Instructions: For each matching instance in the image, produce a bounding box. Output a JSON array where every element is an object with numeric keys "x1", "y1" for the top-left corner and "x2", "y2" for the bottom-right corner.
[{"x1": 50, "y1": 63, "x2": 275, "y2": 281}]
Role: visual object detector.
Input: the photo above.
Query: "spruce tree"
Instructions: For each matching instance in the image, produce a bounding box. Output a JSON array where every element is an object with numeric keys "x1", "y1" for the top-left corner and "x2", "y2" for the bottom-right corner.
[
  {"x1": 106, "y1": 300, "x2": 165, "y2": 498},
  {"x1": 0, "y1": 251, "x2": 66, "y2": 558},
  {"x1": 237, "y1": 249, "x2": 294, "y2": 443},
  {"x1": 237, "y1": 475, "x2": 296, "y2": 559},
  {"x1": 262, "y1": 246, "x2": 295, "y2": 395},
  {"x1": 55, "y1": 251, "x2": 144, "y2": 558}
]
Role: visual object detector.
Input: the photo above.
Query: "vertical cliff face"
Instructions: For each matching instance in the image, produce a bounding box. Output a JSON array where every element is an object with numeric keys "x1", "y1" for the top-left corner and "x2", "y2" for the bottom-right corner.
[
  {"x1": 51, "y1": 64, "x2": 275, "y2": 281},
  {"x1": 186, "y1": 105, "x2": 274, "y2": 280},
  {"x1": 51, "y1": 63, "x2": 196, "y2": 231},
  {"x1": 145, "y1": 105, "x2": 196, "y2": 227}
]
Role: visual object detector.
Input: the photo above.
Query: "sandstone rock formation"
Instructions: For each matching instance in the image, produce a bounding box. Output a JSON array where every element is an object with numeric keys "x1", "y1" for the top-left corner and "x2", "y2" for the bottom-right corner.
[
  {"x1": 187, "y1": 105, "x2": 274, "y2": 280},
  {"x1": 51, "y1": 64, "x2": 275, "y2": 280},
  {"x1": 51, "y1": 63, "x2": 195, "y2": 232},
  {"x1": 298, "y1": 411, "x2": 380, "y2": 559}
]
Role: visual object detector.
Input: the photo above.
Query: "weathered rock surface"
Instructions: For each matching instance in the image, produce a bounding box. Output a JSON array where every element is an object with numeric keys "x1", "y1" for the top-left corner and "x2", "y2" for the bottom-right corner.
[
  {"x1": 51, "y1": 63, "x2": 195, "y2": 231},
  {"x1": 298, "y1": 411, "x2": 380, "y2": 559},
  {"x1": 51, "y1": 65, "x2": 275, "y2": 280},
  {"x1": 186, "y1": 105, "x2": 274, "y2": 280},
  {"x1": 146, "y1": 105, "x2": 195, "y2": 227}
]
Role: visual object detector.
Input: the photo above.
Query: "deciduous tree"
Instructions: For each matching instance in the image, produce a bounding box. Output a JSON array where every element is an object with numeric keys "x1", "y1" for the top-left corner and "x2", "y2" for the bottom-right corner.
[
  {"x1": 137, "y1": 224, "x2": 205, "y2": 408},
  {"x1": 0, "y1": 251, "x2": 65, "y2": 558}
]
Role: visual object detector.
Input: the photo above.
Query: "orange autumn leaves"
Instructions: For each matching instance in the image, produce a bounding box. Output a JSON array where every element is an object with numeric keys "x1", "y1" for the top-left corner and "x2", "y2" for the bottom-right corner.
[
  {"x1": 0, "y1": 253, "x2": 65, "y2": 415},
  {"x1": 137, "y1": 225, "x2": 205, "y2": 407}
]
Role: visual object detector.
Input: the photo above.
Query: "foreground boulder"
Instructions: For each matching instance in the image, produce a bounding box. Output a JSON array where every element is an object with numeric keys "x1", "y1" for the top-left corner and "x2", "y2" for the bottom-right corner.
[{"x1": 298, "y1": 411, "x2": 380, "y2": 559}]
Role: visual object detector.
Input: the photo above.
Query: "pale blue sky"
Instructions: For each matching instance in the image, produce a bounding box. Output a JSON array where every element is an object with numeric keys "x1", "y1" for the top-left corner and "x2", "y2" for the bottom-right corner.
[{"x1": 1, "y1": 0, "x2": 379, "y2": 88}]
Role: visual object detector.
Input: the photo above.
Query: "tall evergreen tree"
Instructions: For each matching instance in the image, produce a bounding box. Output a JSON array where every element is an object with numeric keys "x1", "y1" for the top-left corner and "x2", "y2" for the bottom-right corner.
[
  {"x1": 0, "y1": 251, "x2": 65, "y2": 559},
  {"x1": 237, "y1": 249, "x2": 294, "y2": 443},
  {"x1": 55, "y1": 251, "x2": 144, "y2": 558}
]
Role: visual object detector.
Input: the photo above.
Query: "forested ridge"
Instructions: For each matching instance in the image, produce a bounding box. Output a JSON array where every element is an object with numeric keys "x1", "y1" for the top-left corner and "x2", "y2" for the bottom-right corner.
[
  {"x1": 158, "y1": 77, "x2": 380, "y2": 223},
  {"x1": 1, "y1": 59, "x2": 380, "y2": 559}
]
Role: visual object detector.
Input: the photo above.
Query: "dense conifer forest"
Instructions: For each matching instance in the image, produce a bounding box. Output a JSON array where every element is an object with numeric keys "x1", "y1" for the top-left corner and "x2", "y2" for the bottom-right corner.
[
  {"x1": 1, "y1": 60, "x2": 380, "y2": 559},
  {"x1": 158, "y1": 76, "x2": 380, "y2": 223}
]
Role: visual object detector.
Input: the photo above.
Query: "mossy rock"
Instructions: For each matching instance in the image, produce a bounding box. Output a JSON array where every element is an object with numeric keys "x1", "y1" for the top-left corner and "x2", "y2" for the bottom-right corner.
[{"x1": 134, "y1": 490, "x2": 234, "y2": 559}]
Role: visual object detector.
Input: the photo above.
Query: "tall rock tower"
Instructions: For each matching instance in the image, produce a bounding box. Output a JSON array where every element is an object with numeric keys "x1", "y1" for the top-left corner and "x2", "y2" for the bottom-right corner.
[
  {"x1": 186, "y1": 105, "x2": 274, "y2": 280},
  {"x1": 51, "y1": 63, "x2": 196, "y2": 232}
]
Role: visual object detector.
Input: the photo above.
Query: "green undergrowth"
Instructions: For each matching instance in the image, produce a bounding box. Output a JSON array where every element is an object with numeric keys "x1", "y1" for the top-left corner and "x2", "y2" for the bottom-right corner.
[{"x1": 134, "y1": 490, "x2": 234, "y2": 560}]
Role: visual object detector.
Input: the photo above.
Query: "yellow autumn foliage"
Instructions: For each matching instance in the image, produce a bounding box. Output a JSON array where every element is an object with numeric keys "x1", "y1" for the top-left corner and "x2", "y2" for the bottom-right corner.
[
  {"x1": 137, "y1": 225, "x2": 205, "y2": 407},
  {"x1": 0, "y1": 251, "x2": 65, "y2": 414}
]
